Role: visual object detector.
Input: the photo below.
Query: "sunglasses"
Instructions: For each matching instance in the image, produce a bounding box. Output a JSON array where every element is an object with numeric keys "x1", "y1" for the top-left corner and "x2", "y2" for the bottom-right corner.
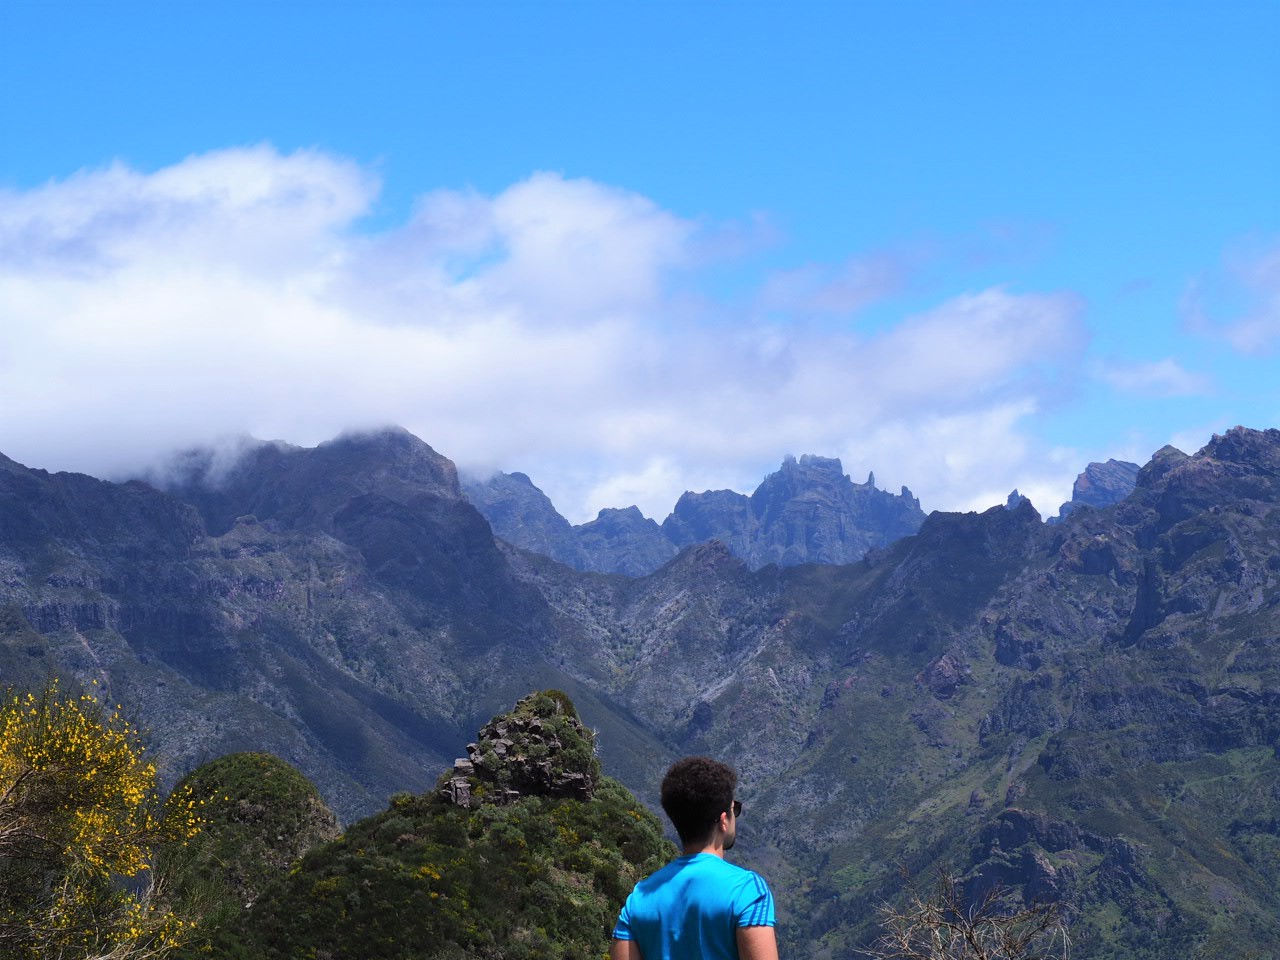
[{"x1": 712, "y1": 800, "x2": 743, "y2": 825}]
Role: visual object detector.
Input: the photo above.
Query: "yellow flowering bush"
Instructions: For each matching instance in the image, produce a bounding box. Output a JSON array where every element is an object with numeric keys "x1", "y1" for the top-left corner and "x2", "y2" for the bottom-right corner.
[{"x1": 0, "y1": 679, "x2": 203, "y2": 959}]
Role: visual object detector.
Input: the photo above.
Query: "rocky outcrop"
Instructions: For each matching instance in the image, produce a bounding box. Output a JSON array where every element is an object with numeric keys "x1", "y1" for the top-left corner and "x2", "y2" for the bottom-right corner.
[
  {"x1": 662, "y1": 488, "x2": 756, "y2": 559},
  {"x1": 440, "y1": 691, "x2": 599, "y2": 807},
  {"x1": 734, "y1": 455, "x2": 925, "y2": 568}
]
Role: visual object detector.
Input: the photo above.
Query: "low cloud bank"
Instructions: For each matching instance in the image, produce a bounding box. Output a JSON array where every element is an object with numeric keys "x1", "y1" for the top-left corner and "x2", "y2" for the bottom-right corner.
[{"x1": 1, "y1": 146, "x2": 1094, "y2": 521}]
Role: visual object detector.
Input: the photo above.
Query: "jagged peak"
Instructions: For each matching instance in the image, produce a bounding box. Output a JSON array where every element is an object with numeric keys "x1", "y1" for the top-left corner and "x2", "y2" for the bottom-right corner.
[
  {"x1": 797, "y1": 453, "x2": 843, "y2": 470},
  {"x1": 1136, "y1": 444, "x2": 1190, "y2": 489},
  {"x1": 1198, "y1": 425, "x2": 1280, "y2": 465}
]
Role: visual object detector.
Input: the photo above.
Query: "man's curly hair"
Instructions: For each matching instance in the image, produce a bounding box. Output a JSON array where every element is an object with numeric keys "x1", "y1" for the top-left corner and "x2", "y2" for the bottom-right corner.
[{"x1": 660, "y1": 756, "x2": 737, "y2": 846}]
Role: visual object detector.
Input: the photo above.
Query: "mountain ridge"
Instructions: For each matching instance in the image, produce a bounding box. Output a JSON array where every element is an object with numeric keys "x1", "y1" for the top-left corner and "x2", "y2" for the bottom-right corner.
[
  {"x1": 462, "y1": 452, "x2": 927, "y2": 576},
  {"x1": 1, "y1": 426, "x2": 1277, "y2": 957}
]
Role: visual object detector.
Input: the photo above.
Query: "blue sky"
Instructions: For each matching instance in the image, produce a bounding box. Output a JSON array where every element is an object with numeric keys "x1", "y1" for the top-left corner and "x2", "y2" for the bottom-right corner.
[{"x1": 1, "y1": 1, "x2": 1277, "y2": 521}]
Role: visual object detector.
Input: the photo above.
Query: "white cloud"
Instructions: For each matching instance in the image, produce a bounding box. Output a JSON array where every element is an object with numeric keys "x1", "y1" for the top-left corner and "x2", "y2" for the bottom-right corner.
[
  {"x1": 1094, "y1": 357, "x2": 1211, "y2": 397},
  {"x1": 0, "y1": 146, "x2": 1093, "y2": 523},
  {"x1": 757, "y1": 252, "x2": 905, "y2": 316},
  {"x1": 1182, "y1": 240, "x2": 1280, "y2": 354}
]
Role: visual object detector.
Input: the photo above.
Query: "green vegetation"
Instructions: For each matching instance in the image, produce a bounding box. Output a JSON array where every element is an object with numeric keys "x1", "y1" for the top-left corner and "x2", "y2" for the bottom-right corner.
[
  {"x1": 184, "y1": 691, "x2": 675, "y2": 960},
  {"x1": 162, "y1": 752, "x2": 341, "y2": 949},
  {"x1": 0, "y1": 678, "x2": 202, "y2": 959}
]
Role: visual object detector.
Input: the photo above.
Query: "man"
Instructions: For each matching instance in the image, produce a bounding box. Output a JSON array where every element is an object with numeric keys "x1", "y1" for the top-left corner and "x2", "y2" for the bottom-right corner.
[{"x1": 611, "y1": 756, "x2": 779, "y2": 960}]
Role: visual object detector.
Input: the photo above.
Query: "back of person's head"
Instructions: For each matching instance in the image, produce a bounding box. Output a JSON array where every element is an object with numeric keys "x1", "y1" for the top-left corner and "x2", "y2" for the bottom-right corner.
[{"x1": 660, "y1": 756, "x2": 737, "y2": 846}]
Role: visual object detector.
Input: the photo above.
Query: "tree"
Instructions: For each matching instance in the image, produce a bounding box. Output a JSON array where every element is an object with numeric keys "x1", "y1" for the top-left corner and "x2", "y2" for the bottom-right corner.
[
  {"x1": 0, "y1": 679, "x2": 202, "y2": 959},
  {"x1": 866, "y1": 871, "x2": 1070, "y2": 960}
]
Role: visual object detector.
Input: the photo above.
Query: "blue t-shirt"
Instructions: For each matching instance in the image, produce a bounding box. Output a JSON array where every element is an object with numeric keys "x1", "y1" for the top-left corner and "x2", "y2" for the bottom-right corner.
[{"x1": 612, "y1": 853, "x2": 776, "y2": 960}]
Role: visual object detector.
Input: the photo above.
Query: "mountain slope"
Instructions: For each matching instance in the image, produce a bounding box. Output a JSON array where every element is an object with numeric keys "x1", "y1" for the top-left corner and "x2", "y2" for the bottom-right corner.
[{"x1": 0, "y1": 430, "x2": 669, "y2": 819}]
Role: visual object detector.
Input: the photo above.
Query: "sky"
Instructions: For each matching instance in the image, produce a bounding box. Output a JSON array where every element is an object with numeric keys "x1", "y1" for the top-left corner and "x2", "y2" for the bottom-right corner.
[{"x1": 1, "y1": 1, "x2": 1277, "y2": 523}]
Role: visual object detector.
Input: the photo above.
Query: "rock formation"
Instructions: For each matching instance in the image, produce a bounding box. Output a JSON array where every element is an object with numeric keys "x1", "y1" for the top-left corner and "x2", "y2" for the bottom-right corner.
[
  {"x1": 575, "y1": 506, "x2": 678, "y2": 576},
  {"x1": 440, "y1": 690, "x2": 599, "y2": 808}
]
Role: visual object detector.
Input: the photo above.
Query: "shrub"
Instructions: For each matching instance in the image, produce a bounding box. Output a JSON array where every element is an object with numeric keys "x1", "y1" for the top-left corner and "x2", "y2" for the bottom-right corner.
[{"x1": 0, "y1": 679, "x2": 202, "y2": 959}]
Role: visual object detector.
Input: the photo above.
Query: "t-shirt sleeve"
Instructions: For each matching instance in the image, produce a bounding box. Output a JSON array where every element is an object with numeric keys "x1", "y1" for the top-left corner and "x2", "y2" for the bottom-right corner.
[
  {"x1": 612, "y1": 897, "x2": 634, "y2": 940},
  {"x1": 734, "y1": 873, "x2": 776, "y2": 928}
]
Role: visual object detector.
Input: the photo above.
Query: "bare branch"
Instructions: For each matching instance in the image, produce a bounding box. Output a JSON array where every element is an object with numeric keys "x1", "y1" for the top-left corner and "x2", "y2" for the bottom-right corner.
[{"x1": 866, "y1": 870, "x2": 1070, "y2": 960}]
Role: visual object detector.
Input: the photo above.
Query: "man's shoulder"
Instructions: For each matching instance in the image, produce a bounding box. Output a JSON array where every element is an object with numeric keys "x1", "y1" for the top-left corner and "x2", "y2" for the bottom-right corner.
[
  {"x1": 684, "y1": 854, "x2": 772, "y2": 893},
  {"x1": 704, "y1": 855, "x2": 767, "y2": 880},
  {"x1": 635, "y1": 854, "x2": 768, "y2": 890}
]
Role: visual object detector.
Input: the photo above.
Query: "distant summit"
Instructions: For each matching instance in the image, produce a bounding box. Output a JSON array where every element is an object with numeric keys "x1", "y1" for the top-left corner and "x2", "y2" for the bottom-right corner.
[
  {"x1": 1049, "y1": 457, "x2": 1141, "y2": 523},
  {"x1": 459, "y1": 470, "x2": 589, "y2": 569},
  {"x1": 667, "y1": 454, "x2": 925, "y2": 569},
  {"x1": 464, "y1": 454, "x2": 927, "y2": 575}
]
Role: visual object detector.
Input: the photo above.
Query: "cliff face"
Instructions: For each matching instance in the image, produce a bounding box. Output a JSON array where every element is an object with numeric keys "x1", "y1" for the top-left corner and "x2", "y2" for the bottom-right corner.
[{"x1": 3, "y1": 427, "x2": 1280, "y2": 959}]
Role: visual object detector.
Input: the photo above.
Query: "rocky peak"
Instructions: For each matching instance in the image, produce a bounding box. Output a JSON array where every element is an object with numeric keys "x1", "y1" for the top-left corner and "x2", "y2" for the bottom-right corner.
[
  {"x1": 753, "y1": 454, "x2": 847, "y2": 509},
  {"x1": 1074, "y1": 459, "x2": 1141, "y2": 507},
  {"x1": 460, "y1": 470, "x2": 587, "y2": 570},
  {"x1": 1050, "y1": 458, "x2": 1140, "y2": 523},
  {"x1": 662, "y1": 489, "x2": 754, "y2": 558},
  {"x1": 745, "y1": 454, "x2": 927, "y2": 567},
  {"x1": 440, "y1": 691, "x2": 600, "y2": 808},
  {"x1": 1136, "y1": 444, "x2": 1190, "y2": 489},
  {"x1": 158, "y1": 427, "x2": 462, "y2": 536},
  {"x1": 1201, "y1": 424, "x2": 1280, "y2": 467},
  {"x1": 574, "y1": 507, "x2": 678, "y2": 577},
  {"x1": 658, "y1": 538, "x2": 744, "y2": 583},
  {"x1": 319, "y1": 427, "x2": 461, "y2": 499},
  {"x1": 1049, "y1": 460, "x2": 1141, "y2": 527}
]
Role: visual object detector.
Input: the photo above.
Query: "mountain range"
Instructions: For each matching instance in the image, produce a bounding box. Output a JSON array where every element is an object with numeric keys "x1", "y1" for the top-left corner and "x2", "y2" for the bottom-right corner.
[
  {"x1": 0, "y1": 427, "x2": 1276, "y2": 957},
  {"x1": 461, "y1": 454, "x2": 928, "y2": 576}
]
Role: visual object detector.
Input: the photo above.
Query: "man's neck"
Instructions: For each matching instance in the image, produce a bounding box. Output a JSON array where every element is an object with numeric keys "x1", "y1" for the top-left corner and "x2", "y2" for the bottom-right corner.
[{"x1": 682, "y1": 839, "x2": 725, "y2": 859}]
